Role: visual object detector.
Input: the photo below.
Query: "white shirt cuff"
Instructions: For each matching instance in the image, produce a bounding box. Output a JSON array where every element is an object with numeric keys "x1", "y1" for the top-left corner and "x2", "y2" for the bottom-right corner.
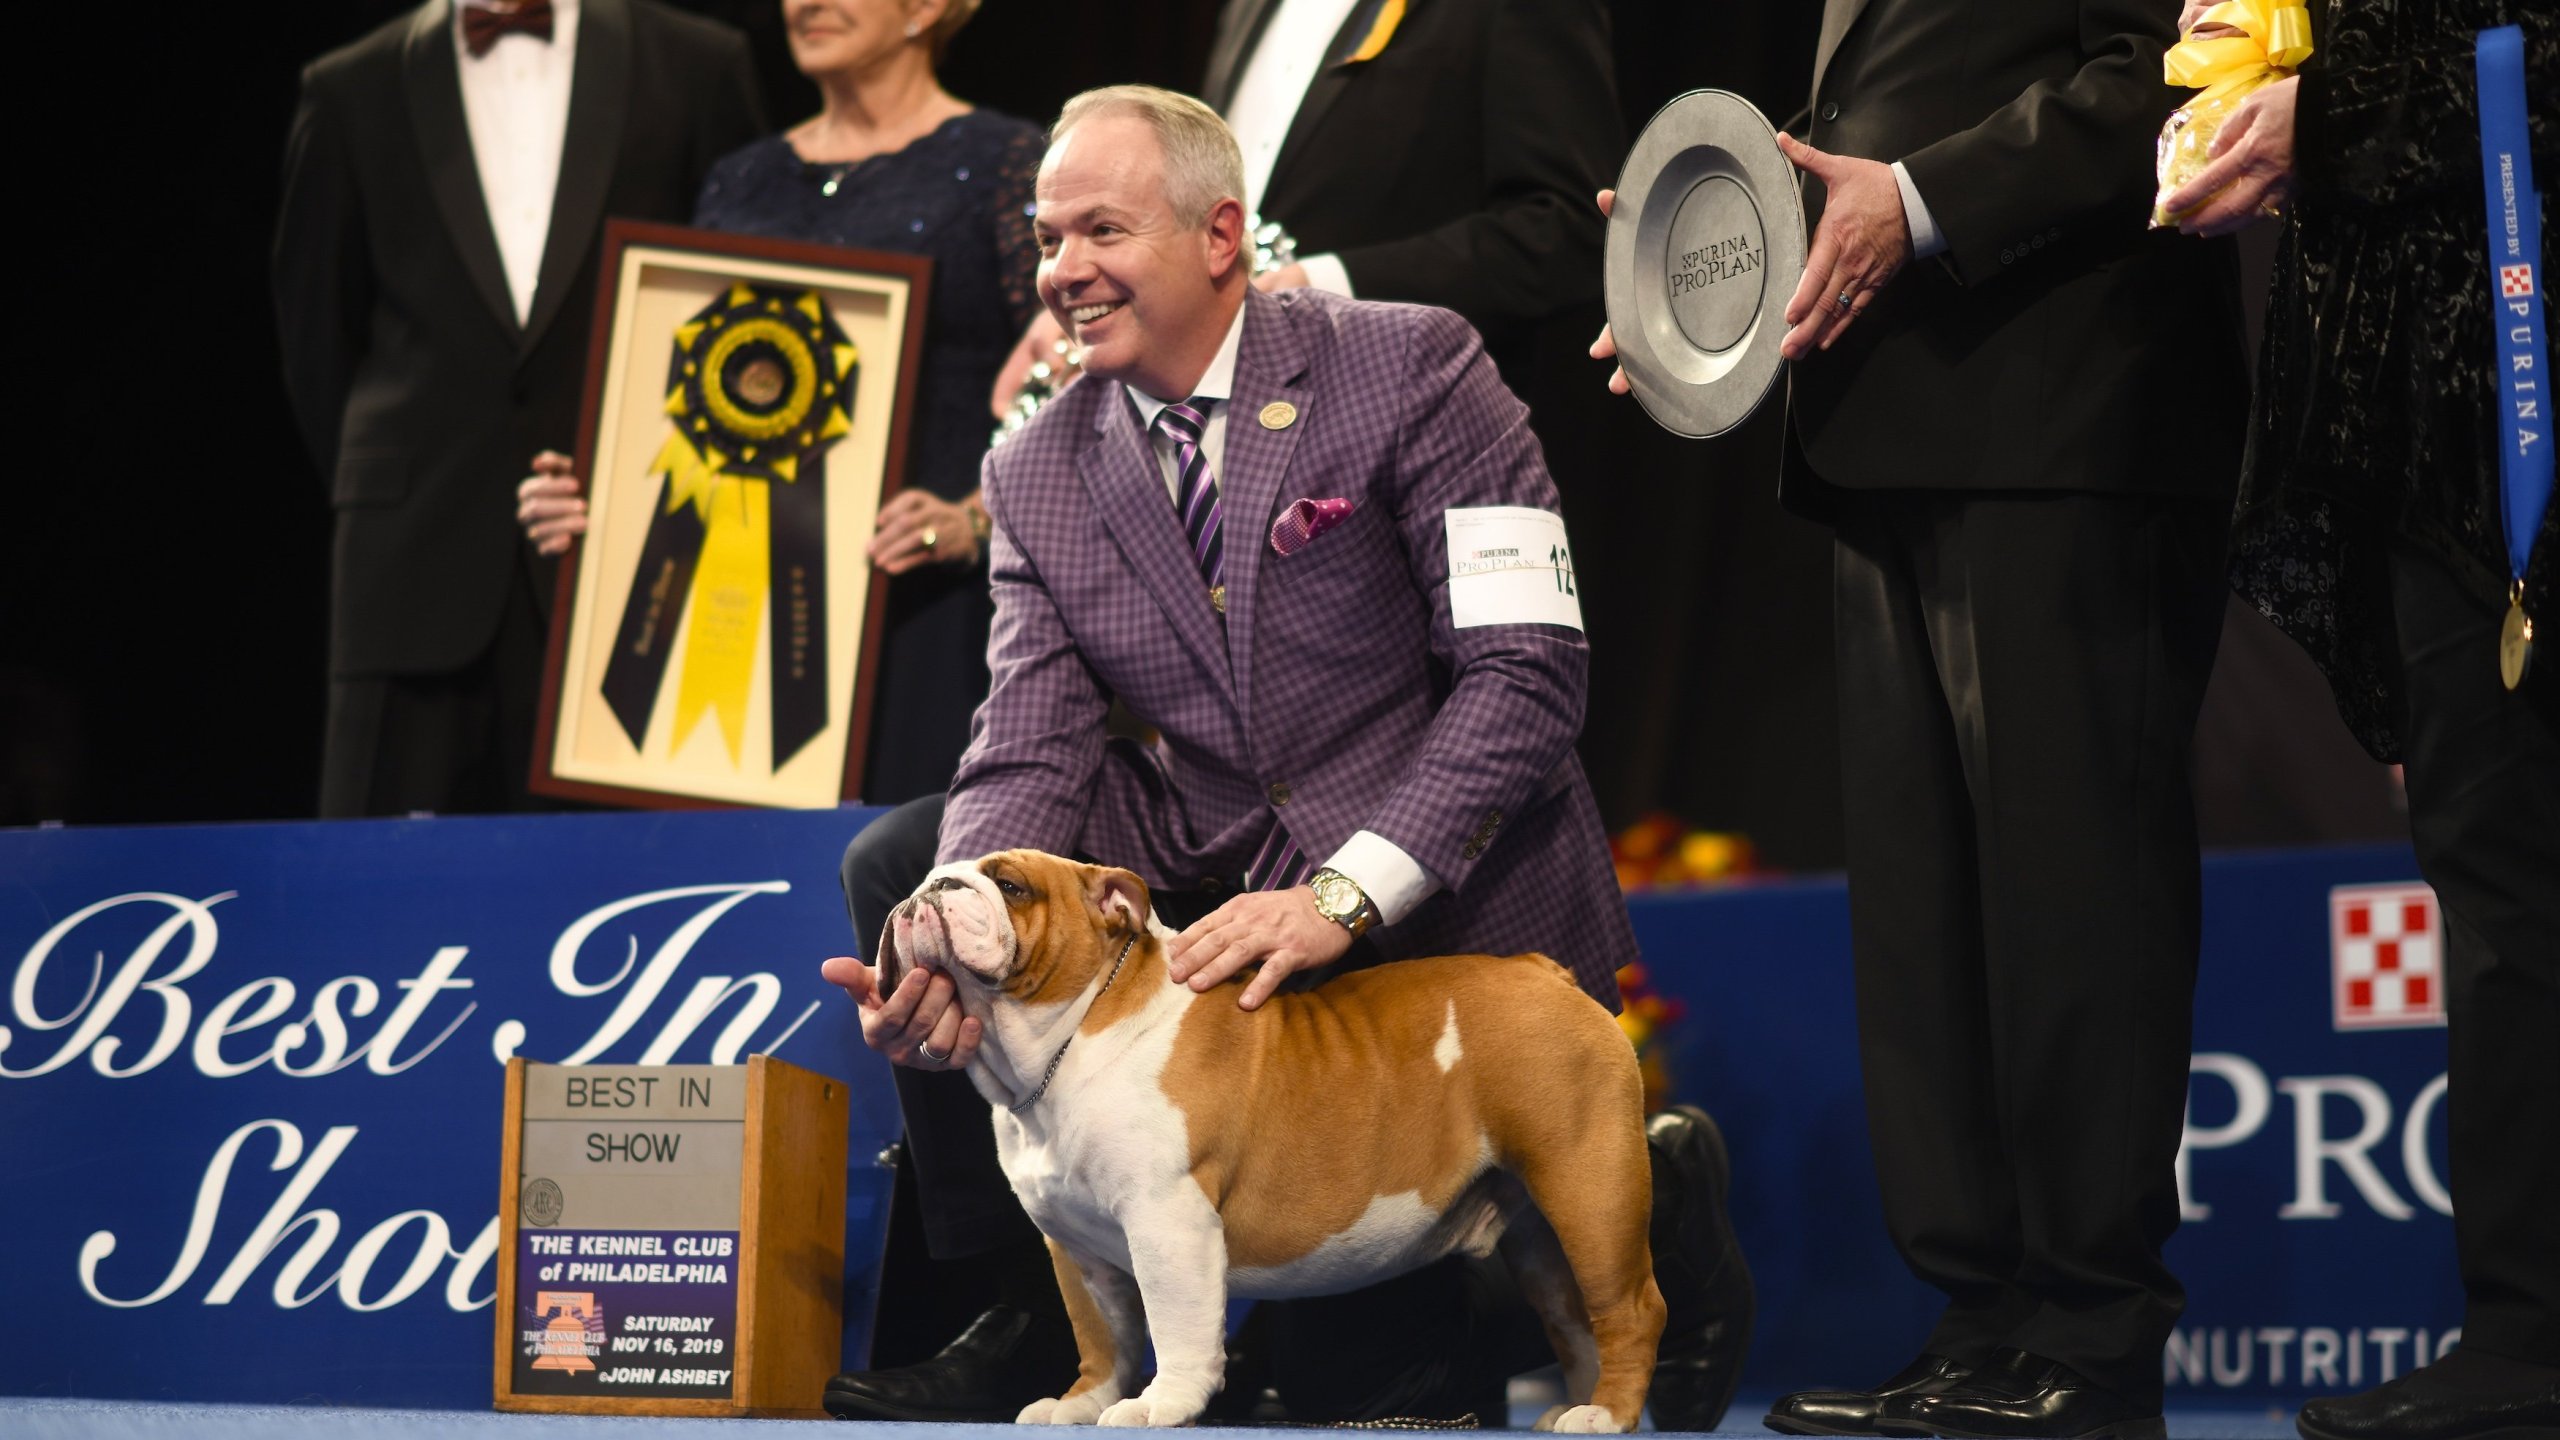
[
  {"x1": 1891, "y1": 161, "x2": 1947, "y2": 260},
  {"x1": 1321, "y1": 830, "x2": 1437, "y2": 927},
  {"x1": 1297, "y1": 252, "x2": 1356, "y2": 298}
]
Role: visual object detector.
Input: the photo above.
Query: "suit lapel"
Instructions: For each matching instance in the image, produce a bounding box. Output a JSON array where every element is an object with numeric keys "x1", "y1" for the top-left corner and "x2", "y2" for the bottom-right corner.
[
  {"x1": 521, "y1": 0, "x2": 631, "y2": 354},
  {"x1": 401, "y1": 0, "x2": 518, "y2": 340},
  {"x1": 1264, "y1": 0, "x2": 1414, "y2": 202},
  {"x1": 1079, "y1": 387, "x2": 1237, "y2": 703},
  {"x1": 1202, "y1": 0, "x2": 1282, "y2": 114},
  {"x1": 1809, "y1": 0, "x2": 1875, "y2": 115},
  {"x1": 1217, "y1": 290, "x2": 1309, "y2": 731}
]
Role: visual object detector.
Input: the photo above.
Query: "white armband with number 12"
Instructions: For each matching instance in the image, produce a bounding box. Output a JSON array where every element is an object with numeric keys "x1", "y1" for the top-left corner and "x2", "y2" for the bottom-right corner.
[{"x1": 1444, "y1": 506, "x2": 1584, "y2": 631}]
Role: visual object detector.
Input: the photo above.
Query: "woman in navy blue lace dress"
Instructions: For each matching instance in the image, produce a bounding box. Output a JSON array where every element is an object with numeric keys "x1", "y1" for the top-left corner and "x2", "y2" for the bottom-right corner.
[{"x1": 520, "y1": 0, "x2": 1041, "y2": 804}]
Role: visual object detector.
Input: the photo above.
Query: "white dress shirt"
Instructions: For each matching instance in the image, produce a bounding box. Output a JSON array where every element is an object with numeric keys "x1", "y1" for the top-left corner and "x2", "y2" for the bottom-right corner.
[
  {"x1": 454, "y1": 0, "x2": 579, "y2": 326},
  {"x1": 1223, "y1": 0, "x2": 1360, "y2": 299},
  {"x1": 1125, "y1": 300, "x2": 1439, "y2": 924},
  {"x1": 1891, "y1": 161, "x2": 1948, "y2": 260}
]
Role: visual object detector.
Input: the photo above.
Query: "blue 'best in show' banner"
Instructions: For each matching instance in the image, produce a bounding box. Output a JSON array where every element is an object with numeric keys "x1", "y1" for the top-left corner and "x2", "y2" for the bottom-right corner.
[{"x1": 2, "y1": 810, "x2": 2455, "y2": 1409}]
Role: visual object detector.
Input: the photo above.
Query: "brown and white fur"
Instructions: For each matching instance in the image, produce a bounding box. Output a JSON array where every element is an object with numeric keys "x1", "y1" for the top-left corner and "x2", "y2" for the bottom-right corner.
[{"x1": 874, "y1": 850, "x2": 1665, "y2": 1431}]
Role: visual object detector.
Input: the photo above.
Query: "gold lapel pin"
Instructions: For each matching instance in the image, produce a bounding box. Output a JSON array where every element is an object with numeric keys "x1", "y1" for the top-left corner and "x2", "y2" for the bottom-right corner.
[{"x1": 1259, "y1": 401, "x2": 1298, "y2": 430}]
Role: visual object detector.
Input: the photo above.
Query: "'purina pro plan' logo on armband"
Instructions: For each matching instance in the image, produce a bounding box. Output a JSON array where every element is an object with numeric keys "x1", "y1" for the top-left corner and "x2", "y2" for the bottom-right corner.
[{"x1": 2329, "y1": 884, "x2": 2445, "y2": 1031}]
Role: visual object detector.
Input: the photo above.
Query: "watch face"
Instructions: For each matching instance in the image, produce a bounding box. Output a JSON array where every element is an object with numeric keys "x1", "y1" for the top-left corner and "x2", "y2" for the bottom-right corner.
[{"x1": 1313, "y1": 873, "x2": 1358, "y2": 917}]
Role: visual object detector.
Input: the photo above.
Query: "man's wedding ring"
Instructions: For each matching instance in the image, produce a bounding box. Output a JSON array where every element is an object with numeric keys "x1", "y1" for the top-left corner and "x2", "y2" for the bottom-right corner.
[
  {"x1": 917, "y1": 1041, "x2": 945, "y2": 1063},
  {"x1": 1837, "y1": 287, "x2": 1856, "y2": 310},
  {"x1": 920, "y1": 526, "x2": 939, "y2": 552}
]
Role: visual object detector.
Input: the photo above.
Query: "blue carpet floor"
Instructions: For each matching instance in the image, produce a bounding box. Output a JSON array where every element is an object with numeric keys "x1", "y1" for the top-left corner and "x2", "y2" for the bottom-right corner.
[{"x1": 1, "y1": 1396, "x2": 2304, "y2": 1439}]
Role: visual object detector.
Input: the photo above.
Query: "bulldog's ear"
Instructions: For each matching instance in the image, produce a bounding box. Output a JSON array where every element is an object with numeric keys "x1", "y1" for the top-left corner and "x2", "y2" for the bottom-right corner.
[
  {"x1": 873, "y1": 904, "x2": 904, "y2": 994},
  {"x1": 1085, "y1": 866, "x2": 1153, "y2": 933}
]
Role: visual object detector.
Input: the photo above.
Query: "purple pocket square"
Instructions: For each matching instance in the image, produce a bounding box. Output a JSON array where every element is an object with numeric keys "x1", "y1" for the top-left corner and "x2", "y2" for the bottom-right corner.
[{"x1": 1271, "y1": 497, "x2": 1355, "y2": 555}]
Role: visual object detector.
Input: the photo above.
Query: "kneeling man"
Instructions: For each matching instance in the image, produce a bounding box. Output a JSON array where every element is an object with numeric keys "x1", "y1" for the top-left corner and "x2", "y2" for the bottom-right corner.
[{"x1": 822, "y1": 85, "x2": 1751, "y2": 1429}]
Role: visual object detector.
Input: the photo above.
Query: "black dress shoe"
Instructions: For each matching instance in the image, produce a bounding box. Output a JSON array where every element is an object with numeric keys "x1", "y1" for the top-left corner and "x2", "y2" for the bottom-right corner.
[
  {"x1": 1886, "y1": 1349, "x2": 2164, "y2": 1440},
  {"x1": 2295, "y1": 1347, "x2": 2560, "y2": 1440},
  {"x1": 1645, "y1": 1105, "x2": 1758, "y2": 1432},
  {"x1": 822, "y1": 1302, "x2": 1079, "y2": 1421},
  {"x1": 1766, "y1": 1353, "x2": 1973, "y2": 1436}
]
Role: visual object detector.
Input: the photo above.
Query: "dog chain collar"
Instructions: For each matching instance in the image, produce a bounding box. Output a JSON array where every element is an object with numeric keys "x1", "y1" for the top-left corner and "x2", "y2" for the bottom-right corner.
[{"x1": 1010, "y1": 929, "x2": 1138, "y2": 1113}]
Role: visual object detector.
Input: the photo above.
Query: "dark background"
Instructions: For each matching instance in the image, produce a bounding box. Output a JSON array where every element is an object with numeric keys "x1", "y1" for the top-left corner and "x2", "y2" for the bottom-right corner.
[{"x1": 3, "y1": 0, "x2": 2398, "y2": 864}]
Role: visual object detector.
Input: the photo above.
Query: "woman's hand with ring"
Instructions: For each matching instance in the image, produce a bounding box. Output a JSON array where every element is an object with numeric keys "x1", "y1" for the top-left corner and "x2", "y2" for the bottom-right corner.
[
  {"x1": 2164, "y1": 75, "x2": 2300, "y2": 236},
  {"x1": 869, "y1": 489, "x2": 981, "y2": 574}
]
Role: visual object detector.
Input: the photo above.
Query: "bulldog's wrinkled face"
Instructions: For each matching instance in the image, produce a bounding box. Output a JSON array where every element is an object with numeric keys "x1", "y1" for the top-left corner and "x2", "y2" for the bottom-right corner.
[{"x1": 876, "y1": 850, "x2": 1154, "y2": 1009}]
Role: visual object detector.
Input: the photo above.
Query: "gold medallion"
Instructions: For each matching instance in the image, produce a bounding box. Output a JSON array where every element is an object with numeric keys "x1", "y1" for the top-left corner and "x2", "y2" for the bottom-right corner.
[
  {"x1": 1209, "y1": 584, "x2": 1227, "y2": 614},
  {"x1": 1259, "y1": 401, "x2": 1297, "y2": 430},
  {"x1": 2500, "y1": 599, "x2": 2533, "y2": 691}
]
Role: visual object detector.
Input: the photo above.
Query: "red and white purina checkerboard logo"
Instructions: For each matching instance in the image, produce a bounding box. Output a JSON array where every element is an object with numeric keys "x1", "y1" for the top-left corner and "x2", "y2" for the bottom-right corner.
[
  {"x1": 2502, "y1": 263, "x2": 2535, "y2": 298},
  {"x1": 2330, "y1": 883, "x2": 2446, "y2": 1031}
]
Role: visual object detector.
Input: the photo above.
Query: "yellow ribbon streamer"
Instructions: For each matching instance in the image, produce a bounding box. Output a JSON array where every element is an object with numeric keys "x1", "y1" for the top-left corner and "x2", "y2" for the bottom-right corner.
[
  {"x1": 642, "y1": 430, "x2": 769, "y2": 765},
  {"x1": 671, "y1": 471, "x2": 769, "y2": 766},
  {"x1": 2164, "y1": 0, "x2": 2314, "y2": 103}
]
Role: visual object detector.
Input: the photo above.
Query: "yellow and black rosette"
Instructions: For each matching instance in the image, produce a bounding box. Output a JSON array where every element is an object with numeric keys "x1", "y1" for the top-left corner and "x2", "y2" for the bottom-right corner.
[{"x1": 601, "y1": 283, "x2": 856, "y2": 769}]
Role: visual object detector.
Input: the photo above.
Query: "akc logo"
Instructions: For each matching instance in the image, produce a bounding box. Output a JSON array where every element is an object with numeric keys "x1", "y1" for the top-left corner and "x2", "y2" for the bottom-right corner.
[{"x1": 2329, "y1": 884, "x2": 2445, "y2": 1032}]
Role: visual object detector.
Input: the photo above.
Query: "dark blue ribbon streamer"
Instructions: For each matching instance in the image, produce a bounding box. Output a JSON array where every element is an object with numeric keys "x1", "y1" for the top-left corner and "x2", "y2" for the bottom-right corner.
[{"x1": 2477, "y1": 25, "x2": 2551, "y2": 594}]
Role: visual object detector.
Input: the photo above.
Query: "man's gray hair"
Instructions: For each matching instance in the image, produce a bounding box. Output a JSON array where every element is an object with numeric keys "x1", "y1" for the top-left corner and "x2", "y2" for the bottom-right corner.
[{"x1": 1049, "y1": 85, "x2": 1244, "y2": 228}]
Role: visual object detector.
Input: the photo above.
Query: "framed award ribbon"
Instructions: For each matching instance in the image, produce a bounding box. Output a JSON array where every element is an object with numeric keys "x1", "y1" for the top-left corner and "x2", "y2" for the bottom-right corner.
[{"x1": 532, "y1": 222, "x2": 930, "y2": 809}]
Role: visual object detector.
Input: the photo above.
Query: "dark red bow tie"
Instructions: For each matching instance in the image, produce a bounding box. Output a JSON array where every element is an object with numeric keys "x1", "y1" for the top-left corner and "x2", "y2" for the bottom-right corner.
[{"x1": 461, "y1": 0, "x2": 555, "y2": 58}]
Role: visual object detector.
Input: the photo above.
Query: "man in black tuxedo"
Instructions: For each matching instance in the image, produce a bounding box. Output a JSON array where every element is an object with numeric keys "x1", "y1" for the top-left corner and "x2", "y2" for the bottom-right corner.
[
  {"x1": 1198, "y1": 0, "x2": 1616, "y2": 384},
  {"x1": 274, "y1": 0, "x2": 762, "y2": 818},
  {"x1": 1602, "y1": 0, "x2": 2247, "y2": 1434},
  {"x1": 1772, "y1": 1, "x2": 2246, "y2": 1435}
]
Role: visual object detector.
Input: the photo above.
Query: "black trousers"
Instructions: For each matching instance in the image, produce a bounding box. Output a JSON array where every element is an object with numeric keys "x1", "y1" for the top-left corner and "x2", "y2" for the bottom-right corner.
[
  {"x1": 320, "y1": 554, "x2": 558, "y2": 818},
  {"x1": 1830, "y1": 489, "x2": 2227, "y2": 1406},
  {"x1": 839, "y1": 795, "x2": 1550, "y2": 1418},
  {"x1": 2385, "y1": 541, "x2": 2560, "y2": 1366}
]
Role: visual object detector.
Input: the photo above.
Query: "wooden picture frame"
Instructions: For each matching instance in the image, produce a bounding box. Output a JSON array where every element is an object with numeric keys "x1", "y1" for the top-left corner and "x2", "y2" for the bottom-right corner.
[{"x1": 531, "y1": 220, "x2": 932, "y2": 809}]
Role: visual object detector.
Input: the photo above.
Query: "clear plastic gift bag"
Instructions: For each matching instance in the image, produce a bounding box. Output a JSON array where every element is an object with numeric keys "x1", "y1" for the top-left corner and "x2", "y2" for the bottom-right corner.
[{"x1": 2151, "y1": 0, "x2": 2314, "y2": 228}]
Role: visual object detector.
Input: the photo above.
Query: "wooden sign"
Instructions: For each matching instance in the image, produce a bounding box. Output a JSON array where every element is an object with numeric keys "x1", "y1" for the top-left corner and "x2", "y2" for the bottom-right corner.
[{"x1": 493, "y1": 1056, "x2": 848, "y2": 1416}]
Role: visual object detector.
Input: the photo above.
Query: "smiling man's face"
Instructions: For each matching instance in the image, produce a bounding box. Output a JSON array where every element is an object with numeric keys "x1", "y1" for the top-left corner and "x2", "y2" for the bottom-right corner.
[{"x1": 1033, "y1": 113, "x2": 1241, "y2": 401}]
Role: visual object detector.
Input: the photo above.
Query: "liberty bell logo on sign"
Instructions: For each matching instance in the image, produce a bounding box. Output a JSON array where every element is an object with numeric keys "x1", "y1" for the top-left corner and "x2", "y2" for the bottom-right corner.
[{"x1": 2329, "y1": 883, "x2": 2446, "y2": 1031}]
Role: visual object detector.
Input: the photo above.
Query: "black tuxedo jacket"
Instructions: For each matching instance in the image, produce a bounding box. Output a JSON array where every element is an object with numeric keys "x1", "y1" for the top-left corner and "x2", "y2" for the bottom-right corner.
[
  {"x1": 1786, "y1": 0, "x2": 2248, "y2": 503},
  {"x1": 1201, "y1": 0, "x2": 1621, "y2": 359},
  {"x1": 274, "y1": 0, "x2": 762, "y2": 678}
]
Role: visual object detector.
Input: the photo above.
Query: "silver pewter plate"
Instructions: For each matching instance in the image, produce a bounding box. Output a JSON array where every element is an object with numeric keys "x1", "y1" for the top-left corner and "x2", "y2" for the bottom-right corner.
[{"x1": 1605, "y1": 90, "x2": 1806, "y2": 439}]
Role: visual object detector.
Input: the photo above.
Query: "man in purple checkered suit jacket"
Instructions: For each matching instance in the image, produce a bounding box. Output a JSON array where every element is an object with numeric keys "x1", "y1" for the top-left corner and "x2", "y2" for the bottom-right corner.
[{"x1": 819, "y1": 85, "x2": 1749, "y2": 1430}]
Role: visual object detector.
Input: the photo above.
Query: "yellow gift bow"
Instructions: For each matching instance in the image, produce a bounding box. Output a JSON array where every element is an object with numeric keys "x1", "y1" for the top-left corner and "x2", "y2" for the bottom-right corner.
[{"x1": 2164, "y1": 0, "x2": 2314, "y2": 103}]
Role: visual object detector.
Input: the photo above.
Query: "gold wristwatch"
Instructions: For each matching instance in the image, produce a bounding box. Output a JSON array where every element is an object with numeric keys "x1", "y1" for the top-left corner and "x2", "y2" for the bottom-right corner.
[{"x1": 1307, "y1": 868, "x2": 1379, "y2": 939}]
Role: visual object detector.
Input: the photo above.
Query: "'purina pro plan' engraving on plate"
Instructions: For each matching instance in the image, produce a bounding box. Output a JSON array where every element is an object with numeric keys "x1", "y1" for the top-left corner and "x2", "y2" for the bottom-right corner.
[
  {"x1": 512, "y1": 1064, "x2": 745, "y2": 1400},
  {"x1": 1664, "y1": 176, "x2": 1766, "y2": 354}
]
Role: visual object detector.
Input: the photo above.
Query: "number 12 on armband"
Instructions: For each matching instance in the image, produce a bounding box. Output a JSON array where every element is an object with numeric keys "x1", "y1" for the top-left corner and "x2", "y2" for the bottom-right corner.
[{"x1": 1549, "y1": 543, "x2": 1577, "y2": 595}]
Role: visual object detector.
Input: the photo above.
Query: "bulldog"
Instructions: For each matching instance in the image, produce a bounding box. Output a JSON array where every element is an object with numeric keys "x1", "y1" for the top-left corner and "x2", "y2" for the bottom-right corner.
[{"x1": 871, "y1": 848, "x2": 1665, "y2": 1432}]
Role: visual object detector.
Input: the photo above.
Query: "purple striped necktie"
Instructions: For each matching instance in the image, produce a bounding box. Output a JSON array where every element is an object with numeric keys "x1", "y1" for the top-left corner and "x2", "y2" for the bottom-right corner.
[
  {"x1": 1152, "y1": 398, "x2": 1309, "y2": 893},
  {"x1": 1152, "y1": 399, "x2": 1227, "y2": 616}
]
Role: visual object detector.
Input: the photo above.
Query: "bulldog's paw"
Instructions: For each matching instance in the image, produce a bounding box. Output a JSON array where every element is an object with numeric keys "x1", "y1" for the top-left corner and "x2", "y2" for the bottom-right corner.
[
  {"x1": 1096, "y1": 1387, "x2": 1205, "y2": 1429},
  {"x1": 1018, "y1": 1391, "x2": 1109, "y2": 1426},
  {"x1": 1096, "y1": 1397, "x2": 1157, "y2": 1427},
  {"x1": 1544, "y1": 1405, "x2": 1625, "y2": 1433}
]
